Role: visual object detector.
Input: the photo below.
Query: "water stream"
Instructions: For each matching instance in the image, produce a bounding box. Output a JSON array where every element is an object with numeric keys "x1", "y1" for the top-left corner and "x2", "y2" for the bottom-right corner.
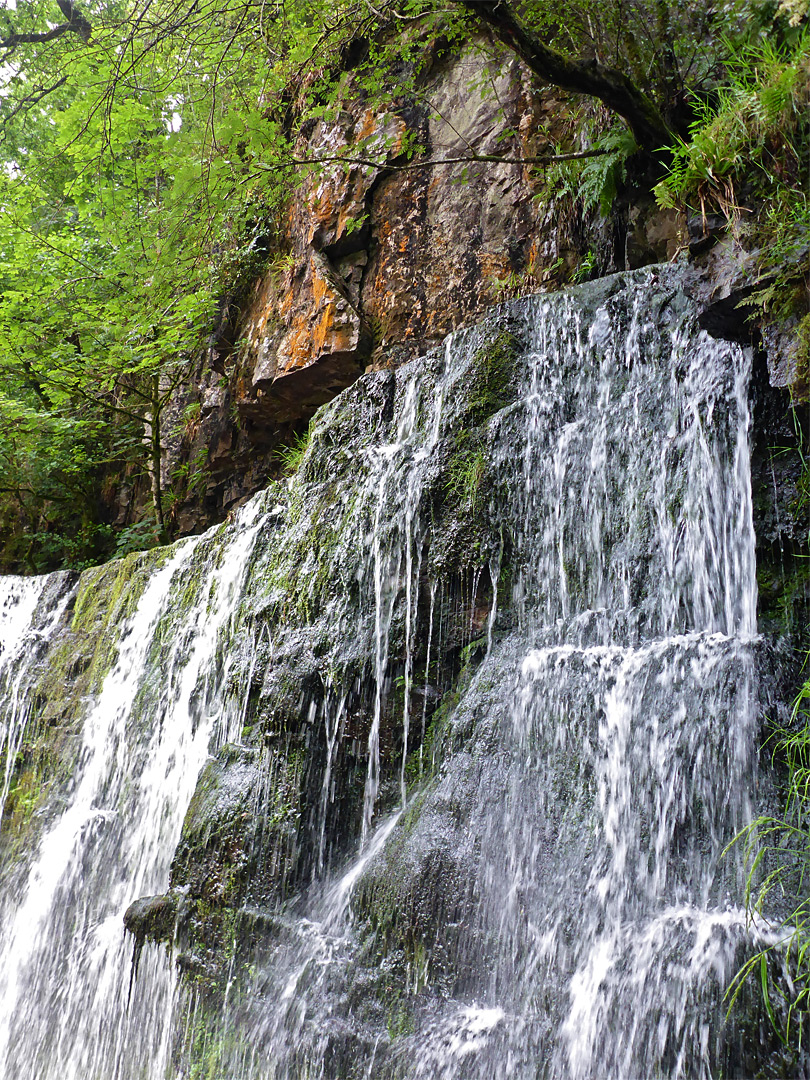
[
  {"x1": 0, "y1": 266, "x2": 786, "y2": 1078},
  {"x1": 0, "y1": 502, "x2": 266, "y2": 1079}
]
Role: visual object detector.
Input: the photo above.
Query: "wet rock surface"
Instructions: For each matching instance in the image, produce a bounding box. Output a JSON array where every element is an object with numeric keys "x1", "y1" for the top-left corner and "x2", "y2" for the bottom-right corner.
[
  {"x1": 153, "y1": 268, "x2": 796, "y2": 1078},
  {"x1": 124, "y1": 894, "x2": 179, "y2": 948}
]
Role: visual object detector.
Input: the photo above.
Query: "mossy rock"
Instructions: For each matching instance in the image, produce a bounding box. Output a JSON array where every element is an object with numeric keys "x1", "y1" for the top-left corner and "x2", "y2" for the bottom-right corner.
[
  {"x1": 1, "y1": 552, "x2": 166, "y2": 875},
  {"x1": 463, "y1": 328, "x2": 522, "y2": 425},
  {"x1": 171, "y1": 743, "x2": 302, "y2": 907},
  {"x1": 134, "y1": 742, "x2": 310, "y2": 988},
  {"x1": 123, "y1": 892, "x2": 179, "y2": 949}
]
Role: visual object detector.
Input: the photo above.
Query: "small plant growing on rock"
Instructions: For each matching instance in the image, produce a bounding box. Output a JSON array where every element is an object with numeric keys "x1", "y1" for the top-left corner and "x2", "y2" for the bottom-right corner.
[
  {"x1": 274, "y1": 424, "x2": 313, "y2": 475},
  {"x1": 446, "y1": 446, "x2": 488, "y2": 510}
]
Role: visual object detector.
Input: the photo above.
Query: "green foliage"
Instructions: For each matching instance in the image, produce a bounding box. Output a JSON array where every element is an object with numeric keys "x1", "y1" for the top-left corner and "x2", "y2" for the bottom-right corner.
[
  {"x1": 446, "y1": 446, "x2": 488, "y2": 510},
  {"x1": 273, "y1": 424, "x2": 314, "y2": 475},
  {"x1": 114, "y1": 520, "x2": 161, "y2": 558},
  {"x1": 0, "y1": 0, "x2": 329, "y2": 568},
  {"x1": 539, "y1": 122, "x2": 638, "y2": 218},
  {"x1": 578, "y1": 128, "x2": 639, "y2": 216},
  {"x1": 268, "y1": 251, "x2": 297, "y2": 282},
  {"x1": 654, "y1": 28, "x2": 810, "y2": 367},
  {"x1": 655, "y1": 32, "x2": 810, "y2": 236},
  {"x1": 0, "y1": 391, "x2": 121, "y2": 569},
  {"x1": 726, "y1": 700, "x2": 810, "y2": 1050},
  {"x1": 728, "y1": 425, "x2": 810, "y2": 1050},
  {"x1": 517, "y1": 0, "x2": 724, "y2": 109},
  {"x1": 492, "y1": 269, "x2": 532, "y2": 297},
  {"x1": 573, "y1": 250, "x2": 598, "y2": 284}
]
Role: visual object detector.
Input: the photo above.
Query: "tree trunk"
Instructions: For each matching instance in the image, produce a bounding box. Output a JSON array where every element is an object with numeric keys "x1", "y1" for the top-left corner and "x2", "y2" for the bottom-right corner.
[
  {"x1": 148, "y1": 373, "x2": 165, "y2": 537},
  {"x1": 458, "y1": 0, "x2": 675, "y2": 151}
]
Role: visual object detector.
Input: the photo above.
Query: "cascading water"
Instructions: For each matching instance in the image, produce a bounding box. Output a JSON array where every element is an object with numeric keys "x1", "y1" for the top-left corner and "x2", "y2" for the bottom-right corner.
[
  {"x1": 0, "y1": 266, "x2": 786, "y2": 1079},
  {"x1": 0, "y1": 574, "x2": 74, "y2": 822},
  {"x1": 0, "y1": 501, "x2": 266, "y2": 1079}
]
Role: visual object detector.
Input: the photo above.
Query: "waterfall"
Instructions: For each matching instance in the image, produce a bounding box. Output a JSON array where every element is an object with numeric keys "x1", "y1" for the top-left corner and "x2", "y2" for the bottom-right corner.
[
  {"x1": 0, "y1": 266, "x2": 783, "y2": 1078},
  {"x1": 0, "y1": 573, "x2": 74, "y2": 823},
  {"x1": 0, "y1": 501, "x2": 266, "y2": 1079}
]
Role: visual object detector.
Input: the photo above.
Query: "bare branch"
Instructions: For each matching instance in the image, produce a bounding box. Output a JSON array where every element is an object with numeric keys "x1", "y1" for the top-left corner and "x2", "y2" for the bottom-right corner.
[
  {"x1": 253, "y1": 147, "x2": 612, "y2": 175},
  {"x1": 0, "y1": 77, "x2": 67, "y2": 135}
]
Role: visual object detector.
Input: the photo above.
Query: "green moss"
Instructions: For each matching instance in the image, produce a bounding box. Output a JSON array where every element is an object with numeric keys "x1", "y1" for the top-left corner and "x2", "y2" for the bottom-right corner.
[
  {"x1": 386, "y1": 995, "x2": 415, "y2": 1039},
  {"x1": 163, "y1": 743, "x2": 307, "y2": 997},
  {"x1": 0, "y1": 716, "x2": 78, "y2": 871},
  {"x1": 793, "y1": 313, "x2": 810, "y2": 402},
  {"x1": 353, "y1": 810, "x2": 462, "y2": 997},
  {"x1": 3, "y1": 763, "x2": 48, "y2": 838},
  {"x1": 400, "y1": 642, "x2": 484, "y2": 792},
  {"x1": 260, "y1": 484, "x2": 348, "y2": 626},
  {"x1": 1, "y1": 548, "x2": 175, "y2": 868},
  {"x1": 428, "y1": 329, "x2": 520, "y2": 576},
  {"x1": 380, "y1": 652, "x2": 491, "y2": 971},
  {"x1": 757, "y1": 558, "x2": 810, "y2": 633},
  {"x1": 59, "y1": 546, "x2": 172, "y2": 701},
  {"x1": 179, "y1": 1004, "x2": 259, "y2": 1080},
  {"x1": 466, "y1": 330, "x2": 521, "y2": 424},
  {"x1": 174, "y1": 550, "x2": 215, "y2": 614}
]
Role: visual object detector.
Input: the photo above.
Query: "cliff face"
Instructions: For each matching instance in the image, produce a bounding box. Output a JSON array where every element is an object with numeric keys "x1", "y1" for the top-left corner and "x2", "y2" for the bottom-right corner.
[
  {"x1": 161, "y1": 37, "x2": 808, "y2": 543},
  {"x1": 163, "y1": 42, "x2": 685, "y2": 536},
  {"x1": 3, "y1": 16, "x2": 810, "y2": 1079}
]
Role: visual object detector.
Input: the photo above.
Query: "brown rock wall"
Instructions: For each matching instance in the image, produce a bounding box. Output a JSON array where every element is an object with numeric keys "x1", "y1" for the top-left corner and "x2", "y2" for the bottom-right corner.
[
  {"x1": 168, "y1": 41, "x2": 681, "y2": 534},
  {"x1": 230, "y1": 47, "x2": 578, "y2": 426}
]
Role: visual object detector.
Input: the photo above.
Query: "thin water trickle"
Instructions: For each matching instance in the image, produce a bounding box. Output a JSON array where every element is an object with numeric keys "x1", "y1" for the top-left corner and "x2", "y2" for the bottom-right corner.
[{"x1": 361, "y1": 360, "x2": 450, "y2": 839}]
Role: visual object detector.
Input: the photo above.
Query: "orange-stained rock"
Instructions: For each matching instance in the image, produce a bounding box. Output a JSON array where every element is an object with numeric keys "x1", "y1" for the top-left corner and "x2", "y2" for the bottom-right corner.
[
  {"x1": 242, "y1": 246, "x2": 372, "y2": 424},
  {"x1": 168, "y1": 40, "x2": 683, "y2": 533}
]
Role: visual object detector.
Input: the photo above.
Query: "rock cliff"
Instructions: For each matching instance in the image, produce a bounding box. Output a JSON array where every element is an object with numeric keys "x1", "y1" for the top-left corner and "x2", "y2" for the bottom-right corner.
[{"x1": 161, "y1": 41, "x2": 688, "y2": 536}]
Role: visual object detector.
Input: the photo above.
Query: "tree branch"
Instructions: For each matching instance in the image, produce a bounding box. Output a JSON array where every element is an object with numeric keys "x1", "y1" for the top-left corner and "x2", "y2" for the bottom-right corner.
[
  {"x1": 55, "y1": 0, "x2": 92, "y2": 40},
  {"x1": 253, "y1": 147, "x2": 611, "y2": 175},
  {"x1": 0, "y1": 1, "x2": 91, "y2": 54},
  {"x1": 0, "y1": 76, "x2": 67, "y2": 134},
  {"x1": 455, "y1": 0, "x2": 674, "y2": 150}
]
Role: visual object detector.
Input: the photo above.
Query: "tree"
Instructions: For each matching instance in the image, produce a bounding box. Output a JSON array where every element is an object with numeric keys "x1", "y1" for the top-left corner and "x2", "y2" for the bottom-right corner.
[
  {"x1": 0, "y1": 31, "x2": 225, "y2": 563},
  {"x1": 0, "y1": 1, "x2": 751, "y2": 158},
  {"x1": 456, "y1": 1, "x2": 673, "y2": 149}
]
